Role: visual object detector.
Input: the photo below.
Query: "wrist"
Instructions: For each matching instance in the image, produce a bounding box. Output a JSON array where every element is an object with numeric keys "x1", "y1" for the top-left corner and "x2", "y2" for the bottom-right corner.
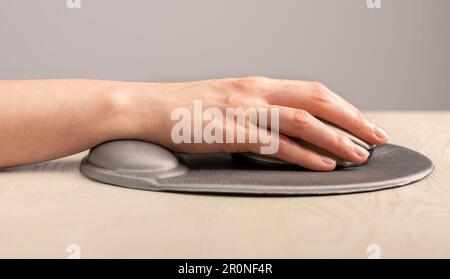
[
  {"x1": 107, "y1": 81, "x2": 171, "y2": 144},
  {"x1": 100, "y1": 81, "x2": 143, "y2": 141}
]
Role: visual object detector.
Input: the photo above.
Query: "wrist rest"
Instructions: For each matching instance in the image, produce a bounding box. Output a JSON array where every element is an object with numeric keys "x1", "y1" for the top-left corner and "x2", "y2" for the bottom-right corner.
[{"x1": 79, "y1": 140, "x2": 433, "y2": 196}]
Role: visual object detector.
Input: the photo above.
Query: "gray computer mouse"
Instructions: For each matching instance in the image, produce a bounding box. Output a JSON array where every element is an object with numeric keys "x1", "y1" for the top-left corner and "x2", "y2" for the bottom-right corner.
[{"x1": 233, "y1": 121, "x2": 376, "y2": 168}]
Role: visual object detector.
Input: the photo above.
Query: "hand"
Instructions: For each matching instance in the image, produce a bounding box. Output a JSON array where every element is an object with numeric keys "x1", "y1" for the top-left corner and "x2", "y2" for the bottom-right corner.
[{"x1": 126, "y1": 76, "x2": 389, "y2": 171}]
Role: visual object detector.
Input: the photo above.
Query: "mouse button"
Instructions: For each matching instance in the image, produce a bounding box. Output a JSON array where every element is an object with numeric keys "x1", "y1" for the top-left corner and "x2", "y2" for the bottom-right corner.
[{"x1": 347, "y1": 134, "x2": 376, "y2": 150}]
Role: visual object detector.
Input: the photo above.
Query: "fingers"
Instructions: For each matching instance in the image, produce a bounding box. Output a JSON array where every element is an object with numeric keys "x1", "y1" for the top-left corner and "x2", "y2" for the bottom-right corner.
[
  {"x1": 250, "y1": 134, "x2": 337, "y2": 171},
  {"x1": 307, "y1": 84, "x2": 389, "y2": 145},
  {"x1": 221, "y1": 122, "x2": 337, "y2": 171},
  {"x1": 263, "y1": 79, "x2": 389, "y2": 145},
  {"x1": 275, "y1": 106, "x2": 370, "y2": 164}
]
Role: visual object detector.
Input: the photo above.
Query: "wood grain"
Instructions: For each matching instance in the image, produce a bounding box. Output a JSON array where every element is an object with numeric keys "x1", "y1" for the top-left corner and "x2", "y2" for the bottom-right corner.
[{"x1": 0, "y1": 111, "x2": 449, "y2": 258}]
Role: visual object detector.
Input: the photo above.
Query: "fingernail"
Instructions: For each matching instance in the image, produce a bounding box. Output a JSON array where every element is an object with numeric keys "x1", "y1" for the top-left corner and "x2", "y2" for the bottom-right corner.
[
  {"x1": 353, "y1": 144, "x2": 369, "y2": 159},
  {"x1": 374, "y1": 126, "x2": 389, "y2": 141},
  {"x1": 321, "y1": 156, "x2": 336, "y2": 165}
]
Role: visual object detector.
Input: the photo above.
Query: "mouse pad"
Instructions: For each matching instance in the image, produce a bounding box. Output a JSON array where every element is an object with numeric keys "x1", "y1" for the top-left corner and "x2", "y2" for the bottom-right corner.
[{"x1": 79, "y1": 141, "x2": 433, "y2": 195}]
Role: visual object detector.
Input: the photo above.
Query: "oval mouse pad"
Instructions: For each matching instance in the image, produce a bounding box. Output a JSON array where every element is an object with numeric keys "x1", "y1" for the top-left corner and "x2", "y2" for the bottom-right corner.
[{"x1": 79, "y1": 141, "x2": 433, "y2": 196}]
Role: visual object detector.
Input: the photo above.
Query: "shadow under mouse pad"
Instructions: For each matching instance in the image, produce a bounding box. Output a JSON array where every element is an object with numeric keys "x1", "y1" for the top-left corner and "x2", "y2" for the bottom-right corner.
[{"x1": 80, "y1": 141, "x2": 433, "y2": 195}]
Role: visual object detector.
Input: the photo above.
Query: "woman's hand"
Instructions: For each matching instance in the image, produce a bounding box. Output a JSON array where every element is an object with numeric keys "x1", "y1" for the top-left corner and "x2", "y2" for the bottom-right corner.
[
  {"x1": 0, "y1": 78, "x2": 388, "y2": 170},
  {"x1": 127, "y1": 77, "x2": 389, "y2": 171}
]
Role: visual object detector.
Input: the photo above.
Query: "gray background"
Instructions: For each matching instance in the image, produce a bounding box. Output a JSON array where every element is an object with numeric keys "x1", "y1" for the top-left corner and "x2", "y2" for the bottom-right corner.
[{"x1": 0, "y1": 0, "x2": 449, "y2": 109}]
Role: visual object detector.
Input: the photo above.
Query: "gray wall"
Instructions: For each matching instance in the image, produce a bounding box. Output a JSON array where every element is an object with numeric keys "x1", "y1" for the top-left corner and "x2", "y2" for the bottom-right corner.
[{"x1": 0, "y1": 0, "x2": 449, "y2": 109}]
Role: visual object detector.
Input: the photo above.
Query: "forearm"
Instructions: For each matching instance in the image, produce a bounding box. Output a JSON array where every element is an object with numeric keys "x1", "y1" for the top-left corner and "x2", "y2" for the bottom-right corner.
[{"x1": 0, "y1": 79, "x2": 142, "y2": 168}]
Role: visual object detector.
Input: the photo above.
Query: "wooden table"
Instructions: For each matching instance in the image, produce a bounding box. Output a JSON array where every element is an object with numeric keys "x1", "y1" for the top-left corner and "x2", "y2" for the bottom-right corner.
[{"x1": 1, "y1": 112, "x2": 449, "y2": 259}]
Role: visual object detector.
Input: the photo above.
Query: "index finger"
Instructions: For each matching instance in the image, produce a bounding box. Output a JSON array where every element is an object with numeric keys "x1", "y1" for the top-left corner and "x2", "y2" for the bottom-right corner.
[{"x1": 266, "y1": 80, "x2": 389, "y2": 145}]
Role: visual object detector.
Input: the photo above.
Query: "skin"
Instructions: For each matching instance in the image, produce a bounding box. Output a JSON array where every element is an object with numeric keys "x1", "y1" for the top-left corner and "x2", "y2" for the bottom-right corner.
[{"x1": 0, "y1": 77, "x2": 389, "y2": 171}]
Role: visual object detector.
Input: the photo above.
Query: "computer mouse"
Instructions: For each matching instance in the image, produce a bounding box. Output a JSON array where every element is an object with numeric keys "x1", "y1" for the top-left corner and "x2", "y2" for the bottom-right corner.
[{"x1": 233, "y1": 121, "x2": 376, "y2": 168}]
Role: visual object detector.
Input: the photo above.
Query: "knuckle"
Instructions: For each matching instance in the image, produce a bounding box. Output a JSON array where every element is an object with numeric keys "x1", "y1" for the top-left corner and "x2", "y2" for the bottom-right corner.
[
  {"x1": 292, "y1": 149, "x2": 312, "y2": 167},
  {"x1": 248, "y1": 75, "x2": 270, "y2": 83},
  {"x1": 335, "y1": 134, "x2": 350, "y2": 149},
  {"x1": 353, "y1": 111, "x2": 367, "y2": 128},
  {"x1": 276, "y1": 136, "x2": 290, "y2": 153},
  {"x1": 358, "y1": 111, "x2": 368, "y2": 125},
  {"x1": 293, "y1": 109, "x2": 313, "y2": 128},
  {"x1": 231, "y1": 77, "x2": 255, "y2": 91},
  {"x1": 333, "y1": 134, "x2": 357, "y2": 159},
  {"x1": 225, "y1": 93, "x2": 243, "y2": 108},
  {"x1": 231, "y1": 76, "x2": 271, "y2": 91},
  {"x1": 310, "y1": 81, "x2": 330, "y2": 103}
]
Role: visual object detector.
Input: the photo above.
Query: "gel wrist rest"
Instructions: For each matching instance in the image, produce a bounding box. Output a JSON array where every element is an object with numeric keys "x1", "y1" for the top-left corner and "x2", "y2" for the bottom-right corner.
[{"x1": 79, "y1": 140, "x2": 433, "y2": 196}]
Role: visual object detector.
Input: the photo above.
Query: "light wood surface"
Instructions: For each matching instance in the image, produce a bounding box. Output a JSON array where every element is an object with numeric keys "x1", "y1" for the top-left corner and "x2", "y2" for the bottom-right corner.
[{"x1": 1, "y1": 112, "x2": 449, "y2": 259}]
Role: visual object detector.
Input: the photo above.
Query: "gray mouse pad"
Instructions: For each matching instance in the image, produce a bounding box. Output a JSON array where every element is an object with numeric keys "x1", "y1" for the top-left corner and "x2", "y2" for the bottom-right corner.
[{"x1": 79, "y1": 141, "x2": 433, "y2": 195}]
